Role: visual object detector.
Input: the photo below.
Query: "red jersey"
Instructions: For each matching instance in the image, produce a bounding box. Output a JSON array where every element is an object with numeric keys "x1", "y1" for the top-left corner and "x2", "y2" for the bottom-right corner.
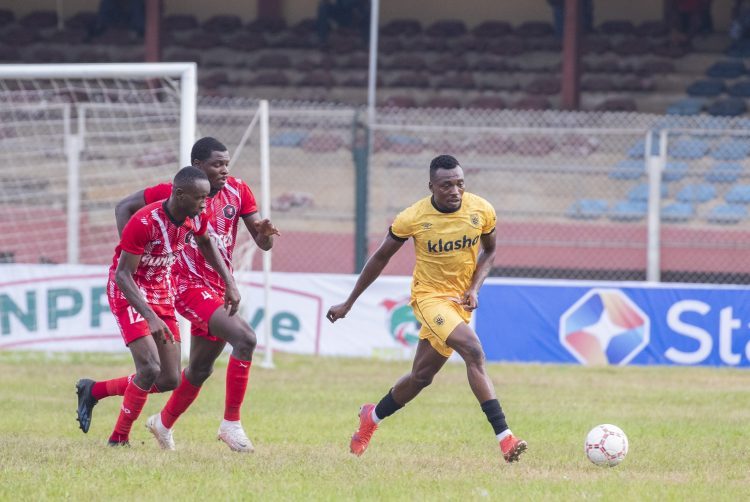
[
  {"x1": 144, "y1": 176, "x2": 257, "y2": 291},
  {"x1": 109, "y1": 201, "x2": 207, "y2": 305}
]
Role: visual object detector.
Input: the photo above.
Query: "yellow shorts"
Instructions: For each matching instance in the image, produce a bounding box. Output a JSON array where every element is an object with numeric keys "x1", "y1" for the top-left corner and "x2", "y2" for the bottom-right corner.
[{"x1": 411, "y1": 296, "x2": 472, "y2": 358}]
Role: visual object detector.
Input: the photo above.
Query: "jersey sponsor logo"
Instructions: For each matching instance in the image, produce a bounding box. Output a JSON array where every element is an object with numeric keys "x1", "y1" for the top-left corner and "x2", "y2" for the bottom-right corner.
[
  {"x1": 426, "y1": 234, "x2": 480, "y2": 253},
  {"x1": 140, "y1": 253, "x2": 176, "y2": 267},
  {"x1": 223, "y1": 204, "x2": 236, "y2": 219}
]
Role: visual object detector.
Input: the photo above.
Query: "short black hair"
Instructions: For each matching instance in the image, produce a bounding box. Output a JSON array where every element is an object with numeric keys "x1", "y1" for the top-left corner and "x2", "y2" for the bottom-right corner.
[
  {"x1": 191, "y1": 137, "x2": 228, "y2": 163},
  {"x1": 173, "y1": 165, "x2": 209, "y2": 189},
  {"x1": 429, "y1": 155, "x2": 460, "y2": 176}
]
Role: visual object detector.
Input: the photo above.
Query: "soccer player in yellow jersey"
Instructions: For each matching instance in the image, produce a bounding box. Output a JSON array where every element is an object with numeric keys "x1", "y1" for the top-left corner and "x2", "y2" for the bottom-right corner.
[{"x1": 326, "y1": 154, "x2": 527, "y2": 463}]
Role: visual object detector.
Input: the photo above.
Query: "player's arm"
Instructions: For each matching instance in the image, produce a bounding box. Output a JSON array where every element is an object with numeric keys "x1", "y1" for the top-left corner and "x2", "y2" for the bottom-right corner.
[
  {"x1": 326, "y1": 232, "x2": 404, "y2": 323},
  {"x1": 114, "y1": 251, "x2": 175, "y2": 344},
  {"x1": 242, "y1": 212, "x2": 280, "y2": 251},
  {"x1": 193, "y1": 232, "x2": 241, "y2": 316},
  {"x1": 462, "y1": 229, "x2": 497, "y2": 311},
  {"x1": 114, "y1": 190, "x2": 147, "y2": 237}
]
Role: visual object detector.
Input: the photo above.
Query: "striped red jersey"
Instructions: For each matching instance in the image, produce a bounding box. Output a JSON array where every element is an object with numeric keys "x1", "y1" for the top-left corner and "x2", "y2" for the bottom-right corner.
[
  {"x1": 144, "y1": 176, "x2": 257, "y2": 291},
  {"x1": 109, "y1": 201, "x2": 207, "y2": 305}
]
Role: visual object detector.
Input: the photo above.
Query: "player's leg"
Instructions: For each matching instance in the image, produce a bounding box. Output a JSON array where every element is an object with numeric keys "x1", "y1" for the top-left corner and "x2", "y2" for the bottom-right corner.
[
  {"x1": 109, "y1": 335, "x2": 162, "y2": 446},
  {"x1": 446, "y1": 323, "x2": 527, "y2": 463},
  {"x1": 350, "y1": 339, "x2": 447, "y2": 456},
  {"x1": 207, "y1": 309, "x2": 257, "y2": 452}
]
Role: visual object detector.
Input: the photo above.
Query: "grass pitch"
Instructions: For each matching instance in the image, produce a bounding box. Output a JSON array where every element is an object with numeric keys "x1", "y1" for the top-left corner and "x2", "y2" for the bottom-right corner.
[{"x1": 1, "y1": 351, "x2": 749, "y2": 501}]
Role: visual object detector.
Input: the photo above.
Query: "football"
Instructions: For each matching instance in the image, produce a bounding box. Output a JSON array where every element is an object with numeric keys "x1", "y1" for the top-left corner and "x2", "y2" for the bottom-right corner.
[{"x1": 584, "y1": 424, "x2": 629, "y2": 467}]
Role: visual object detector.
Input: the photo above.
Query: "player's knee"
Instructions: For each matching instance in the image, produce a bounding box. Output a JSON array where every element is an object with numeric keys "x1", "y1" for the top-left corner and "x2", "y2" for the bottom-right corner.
[
  {"x1": 189, "y1": 363, "x2": 214, "y2": 385},
  {"x1": 411, "y1": 372, "x2": 434, "y2": 389},
  {"x1": 232, "y1": 325, "x2": 257, "y2": 359},
  {"x1": 462, "y1": 342, "x2": 486, "y2": 366},
  {"x1": 137, "y1": 361, "x2": 161, "y2": 386},
  {"x1": 157, "y1": 372, "x2": 180, "y2": 391}
]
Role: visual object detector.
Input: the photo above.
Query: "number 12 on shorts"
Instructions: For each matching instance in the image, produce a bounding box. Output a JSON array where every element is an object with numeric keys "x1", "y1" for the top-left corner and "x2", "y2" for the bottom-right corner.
[{"x1": 127, "y1": 306, "x2": 145, "y2": 324}]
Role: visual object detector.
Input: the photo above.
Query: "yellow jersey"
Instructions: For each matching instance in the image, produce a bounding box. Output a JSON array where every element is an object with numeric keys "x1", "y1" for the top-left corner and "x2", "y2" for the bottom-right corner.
[{"x1": 390, "y1": 192, "x2": 496, "y2": 300}]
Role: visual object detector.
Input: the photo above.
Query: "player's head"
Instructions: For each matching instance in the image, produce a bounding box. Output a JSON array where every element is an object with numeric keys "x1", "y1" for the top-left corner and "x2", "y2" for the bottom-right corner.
[
  {"x1": 428, "y1": 155, "x2": 464, "y2": 212},
  {"x1": 191, "y1": 137, "x2": 230, "y2": 193},
  {"x1": 172, "y1": 166, "x2": 210, "y2": 218}
]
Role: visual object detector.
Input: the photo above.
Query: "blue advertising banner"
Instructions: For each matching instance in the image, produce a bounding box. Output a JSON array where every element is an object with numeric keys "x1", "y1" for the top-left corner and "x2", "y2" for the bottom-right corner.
[{"x1": 475, "y1": 279, "x2": 750, "y2": 367}]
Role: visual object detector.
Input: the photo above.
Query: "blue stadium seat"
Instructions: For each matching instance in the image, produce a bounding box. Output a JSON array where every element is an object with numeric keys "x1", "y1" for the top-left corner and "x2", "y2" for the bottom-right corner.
[
  {"x1": 566, "y1": 199, "x2": 608, "y2": 220},
  {"x1": 661, "y1": 202, "x2": 694, "y2": 222},
  {"x1": 710, "y1": 140, "x2": 750, "y2": 161},
  {"x1": 626, "y1": 136, "x2": 660, "y2": 158},
  {"x1": 270, "y1": 131, "x2": 308, "y2": 147},
  {"x1": 627, "y1": 182, "x2": 668, "y2": 202},
  {"x1": 666, "y1": 97, "x2": 705, "y2": 116},
  {"x1": 610, "y1": 159, "x2": 644, "y2": 180},
  {"x1": 686, "y1": 79, "x2": 725, "y2": 97},
  {"x1": 707, "y1": 204, "x2": 747, "y2": 224},
  {"x1": 675, "y1": 183, "x2": 716, "y2": 203},
  {"x1": 724, "y1": 184, "x2": 750, "y2": 204},
  {"x1": 705, "y1": 60, "x2": 746, "y2": 79},
  {"x1": 727, "y1": 80, "x2": 750, "y2": 98},
  {"x1": 705, "y1": 163, "x2": 743, "y2": 183},
  {"x1": 668, "y1": 139, "x2": 708, "y2": 160},
  {"x1": 707, "y1": 98, "x2": 748, "y2": 117},
  {"x1": 609, "y1": 200, "x2": 647, "y2": 221},
  {"x1": 663, "y1": 161, "x2": 690, "y2": 182}
]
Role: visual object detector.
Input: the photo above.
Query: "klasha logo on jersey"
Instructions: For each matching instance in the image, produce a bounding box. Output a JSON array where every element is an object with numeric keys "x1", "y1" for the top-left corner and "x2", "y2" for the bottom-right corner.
[
  {"x1": 427, "y1": 234, "x2": 480, "y2": 253},
  {"x1": 140, "y1": 253, "x2": 175, "y2": 267}
]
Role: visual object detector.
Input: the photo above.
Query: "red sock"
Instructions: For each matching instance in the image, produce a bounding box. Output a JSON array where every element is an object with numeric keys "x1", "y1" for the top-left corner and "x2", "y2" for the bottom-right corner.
[
  {"x1": 160, "y1": 370, "x2": 202, "y2": 429},
  {"x1": 224, "y1": 356, "x2": 251, "y2": 421},
  {"x1": 92, "y1": 375, "x2": 161, "y2": 400},
  {"x1": 110, "y1": 380, "x2": 149, "y2": 442}
]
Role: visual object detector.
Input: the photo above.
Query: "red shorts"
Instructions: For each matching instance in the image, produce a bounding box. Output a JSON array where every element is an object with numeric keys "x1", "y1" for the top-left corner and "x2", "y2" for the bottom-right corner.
[
  {"x1": 175, "y1": 284, "x2": 225, "y2": 341},
  {"x1": 110, "y1": 300, "x2": 180, "y2": 346}
]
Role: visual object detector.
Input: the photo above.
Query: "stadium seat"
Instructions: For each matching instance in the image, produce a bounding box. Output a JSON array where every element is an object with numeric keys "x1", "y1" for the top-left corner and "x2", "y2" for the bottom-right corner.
[
  {"x1": 710, "y1": 140, "x2": 750, "y2": 161},
  {"x1": 707, "y1": 204, "x2": 747, "y2": 224},
  {"x1": 162, "y1": 14, "x2": 198, "y2": 31},
  {"x1": 686, "y1": 79, "x2": 725, "y2": 97},
  {"x1": 705, "y1": 163, "x2": 743, "y2": 183},
  {"x1": 65, "y1": 11, "x2": 96, "y2": 31},
  {"x1": 675, "y1": 183, "x2": 716, "y2": 203},
  {"x1": 380, "y1": 95, "x2": 418, "y2": 107},
  {"x1": 471, "y1": 20, "x2": 513, "y2": 38},
  {"x1": 301, "y1": 133, "x2": 345, "y2": 153},
  {"x1": 610, "y1": 159, "x2": 645, "y2": 180},
  {"x1": 246, "y1": 18, "x2": 286, "y2": 33},
  {"x1": 250, "y1": 71, "x2": 291, "y2": 86},
  {"x1": 467, "y1": 96, "x2": 506, "y2": 109},
  {"x1": 582, "y1": 76, "x2": 617, "y2": 92},
  {"x1": 425, "y1": 20, "x2": 467, "y2": 38},
  {"x1": 635, "y1": 20, "x2": 668, "y2": 37},
  {"x1": 663, "y1": 161, "x2": 690, "y2": 182},
  {"x1": 0, "y1": 9, "x2": 14, "y2": 27},
  {"x1": 0, "y1": 26, "x2": 39, "y2": 46},
  {"x1": 486, "y1": 37, "x2": 526, "y2": 56},
  {"x1": 297, "y1": 70, "x2": 336, "y2": 88},
  {"x1": 182, "y1": 32, "x2": 223, "y2": 50},
  {"x1": 429, "y1": 55, "x2": 469, "y2": 73},
  {"x1": 385, "y1": 134, "x2": 424, "y2": 154},
  {"x1": 20, "y1": 10, "x2": 57, "y2": 29},
  {"x1": 724, "y1": 184, "x2": 750, "y2": 204},
  {"x1": 291, "y1": 18, "x2": 316, "y2": 34},
  {"x1": 435, "y1": 73, "x2": 475, "y2": 89},
  {"x1": 595, "y1": 98, "x2": 637, "y2": 112},
  {"x1": 422, "y1": 96, "x2": 462, "y2": 109},
  {"x1": 255, "y1": 53, "x2": 291, "y2": 69},
  {"x1": 637, "y1": 59, "x2": 676, "y2": 76},
  {"x1": 203, "y1": 15, "x2": 242, "y2": 33},
  {"x1": 379, "y1": 36, "x2": 402, "y2": 54},
  {"x1": 581, "y1": 35, "x2": 611, "y2": 54},
  {"x1": 609, "y1": 200, "x2": 648, "y2": 221},
  {"x1": 707, "y1": 98, "x2": 748, "y2": 117},
  {"x1": 726, "y1": 79, "x2": 750, "y2": 98},
  {"x1": 666, "y1": 97, "x2": 705, "y2": 116},
  {"x1": 669, "y1": 139, "x2": 708, "y2": 160},
  {"x1": 524, "y1": 77, "x2": 561, "y2": 95},
  {"x1": 225, "y1": 33, "x2": 266, "y2": 51},
  {"x1": 380, "y1": 19, "x2": 422, "y2": 37},
  {"x1": 384, "y1": 54, "x2": 427, "y2": 71},
  {"x1": 627, "y1": 137, "x2": 660, "y2": 158},
  {"x1": 566, "y1": 199, "x2": 608, "y2": 220},
  {"x1": 613, "y1": 38, "x2": 652, "y2": 56},
  {"x1": 706, "y1": 60, "x2": 746, "y2": 79},
  {"x1": 515, "y1": 21, "x2": 554, "y2": 37},
  {"x1": 627, "y1": 182, "x2": 668, "y2": 202},
  {"x1": 270, "y1": 131, "x2": 308, "y2": 147},
  {"x1": 599, "y1": 20, "x2": 636, "y2": 35},
  {"x1": 511, "y1": 96, "x2": 551, "y2": 110},
  {"x1": 661, "y1": 202, "x2": 694, "y2": 222},
  {"x1": 386, "y1": 71, "x2": 430, "y2": 88}
]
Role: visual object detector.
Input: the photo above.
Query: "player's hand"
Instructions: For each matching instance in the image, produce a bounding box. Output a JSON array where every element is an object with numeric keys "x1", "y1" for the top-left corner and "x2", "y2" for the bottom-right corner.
[
  {"x1": 224, "y1": 282, "x2": 241, "y2": 316},
  {"x1": 254, "y1": 218, "x2": 281, "y2": 237},
  {"x1": 148, "y1": 316, "x2": 175, "y2": 344},
  {"x1": 326, "y1": 302, "x2": 351, "y2": 323},
  {"x1": 461, "y1": 290, "x2": 479, "y2": 312}
]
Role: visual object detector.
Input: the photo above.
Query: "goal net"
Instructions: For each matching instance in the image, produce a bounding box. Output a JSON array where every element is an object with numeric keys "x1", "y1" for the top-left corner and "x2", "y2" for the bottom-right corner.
[{"x1": 0, "y1": 63, "x2": 196, "y2": 266}]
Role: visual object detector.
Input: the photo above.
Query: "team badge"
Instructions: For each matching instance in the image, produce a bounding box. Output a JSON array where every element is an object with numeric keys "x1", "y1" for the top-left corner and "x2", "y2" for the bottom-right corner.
[
  {"x1": 434, "y1": 314, "x2": 445, "y2": 326},
  {"x1": 223, "y1": 204, "x2": 236, "y2": 219},
  {"x1": 421, "y1": 222, "x2": 432, "y2": 230},
  {"x1": 470, "y1": 214, "x2": 480, "y2": 226}
]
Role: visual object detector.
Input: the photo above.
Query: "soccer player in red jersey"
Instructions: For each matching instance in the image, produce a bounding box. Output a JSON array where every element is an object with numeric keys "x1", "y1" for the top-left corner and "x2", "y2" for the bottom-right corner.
[
  {"x1": 76, "y1": 138, "x2": 278, "y2": 452},
  {"x1": 102, "y1": 166, "x2": 240, "y2": 446}
]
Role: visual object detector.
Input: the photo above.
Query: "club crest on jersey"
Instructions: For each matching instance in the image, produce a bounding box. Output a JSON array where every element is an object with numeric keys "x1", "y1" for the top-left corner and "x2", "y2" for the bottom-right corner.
[
  {"x1": 223, "y1": 204, "x2": 237, "y2": 219},
  {"x1": 434, "y1": 314, "x2": 445, "y2": 326},
  {"x1": 421, "y1": 222, "x2": 432, "y2": 230},
  {"x1": 470, "y1": 214, "x2": 480, "y2": 226}
]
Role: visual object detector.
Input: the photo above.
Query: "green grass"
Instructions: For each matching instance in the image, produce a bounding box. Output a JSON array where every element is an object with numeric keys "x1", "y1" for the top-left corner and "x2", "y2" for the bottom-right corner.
[{"x1": 1, "y1": 351, "x2": 749, "y2": 501}]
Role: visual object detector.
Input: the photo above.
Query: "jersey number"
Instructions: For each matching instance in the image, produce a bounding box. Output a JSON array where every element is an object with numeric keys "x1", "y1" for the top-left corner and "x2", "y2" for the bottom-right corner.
[{"x1": 127, "y1": 306, "x2": 145, "y2": 324}]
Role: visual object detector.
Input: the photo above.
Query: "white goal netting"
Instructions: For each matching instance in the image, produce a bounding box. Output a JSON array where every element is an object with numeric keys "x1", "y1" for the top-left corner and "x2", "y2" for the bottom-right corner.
[{"x1": 0, "y1": 63, "x2": 195, "y2": 265}]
